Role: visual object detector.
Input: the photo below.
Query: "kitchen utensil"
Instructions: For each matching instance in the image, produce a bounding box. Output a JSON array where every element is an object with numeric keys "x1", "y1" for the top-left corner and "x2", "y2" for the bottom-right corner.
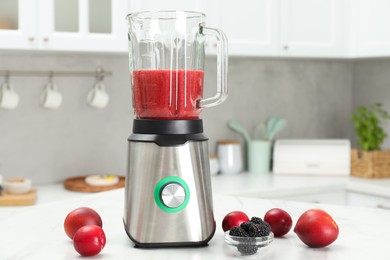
[
  {"x1": 217, "y1": 140, "x2": 243, "y2": 175},
  {"x1": 268, "y1": 118, "x2": 287, "y2": 140},
  {"x1": 124, "y1": 11, "x2": 228, "y2": 247},
  {"x1": 254, "y1": 123, "x2": 267, "y2": 140},
  {"x1": 248, "y1": 140, "x2": 271, "y2": 173},
  {"x1": 228, "y1": 120, "x2": 251, "y2": 143},
  {"x1": 265, "y1": 116, "x2": 280, "y2": 140}
]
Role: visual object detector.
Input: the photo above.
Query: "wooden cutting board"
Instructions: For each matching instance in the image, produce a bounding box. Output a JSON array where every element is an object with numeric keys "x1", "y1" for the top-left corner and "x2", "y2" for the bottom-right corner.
[
  {"x1": 0, "y1": 189, "x2": 37, "y2": 206},
  {"x1": 63, "y1": 176, "x2": 125, "y2": 192}
]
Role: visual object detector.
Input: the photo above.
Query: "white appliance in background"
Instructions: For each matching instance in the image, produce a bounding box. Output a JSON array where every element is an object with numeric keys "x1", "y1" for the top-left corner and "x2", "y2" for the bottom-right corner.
[{"x1": 273, "y1": 139, "x2": 351, "y2": 176}]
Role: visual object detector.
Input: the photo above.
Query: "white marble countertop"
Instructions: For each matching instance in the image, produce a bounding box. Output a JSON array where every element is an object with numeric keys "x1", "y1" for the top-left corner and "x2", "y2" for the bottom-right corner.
[{"x1": 1, "y1": 174, "x2": 390, "y2": 259}]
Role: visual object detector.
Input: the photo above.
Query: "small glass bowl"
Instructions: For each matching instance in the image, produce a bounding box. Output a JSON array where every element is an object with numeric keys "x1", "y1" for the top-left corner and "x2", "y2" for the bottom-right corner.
[{"x1": 224, "y1": 231, "x2": 274, "y2": 258}]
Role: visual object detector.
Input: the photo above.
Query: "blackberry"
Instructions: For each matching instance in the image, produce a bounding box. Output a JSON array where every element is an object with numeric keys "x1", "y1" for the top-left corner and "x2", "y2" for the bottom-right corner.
[
  {"x1": 229, "y1": 226, "x2": 249, "y2": 237},
  {"x1": 237, "y1": 240, "x2": 258, "y2": 256},
  {"x1": 250, "y1": 217, "x2": 272, "y2": 236},
  {"x1": 257, "y1": 221, "x2": 271, "y2": 236},
  {"x1": 240, "y1": 222, "x2": 253, "y2": 232},
  {"x1": 241, "y1": 222, "x2": 267, "y2": 237},
  {"x1": 250, "y1": 217, "x2": 263, "y2": 225}
]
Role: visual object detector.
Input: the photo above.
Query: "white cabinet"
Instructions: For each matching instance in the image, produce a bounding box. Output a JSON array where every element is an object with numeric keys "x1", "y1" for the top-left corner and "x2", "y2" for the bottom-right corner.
[
  {"x1": 0, "y1": 0, "x2": 37, "y2": 49},
  {"x1": 0, "y1": 0, "x2": 128, "y2": 52},
  {"x1": 347, "y1": 192, "x2": 390, "y2": 209},
  {"x1": 38, "y1": 0, "x2": 127, "y2": 52},
  {"x1": 204, "y1": 0, "x2": 348, "y2": 57},
  {"x1": 127, "y1": 0, "x2": 279, "y2": 57},
  {"x1": 127, "y1": 0, "x2": 203, "y2": 13},
  {"x1": 280, "y1": 0, "x2": 348, "y2": 57},
  {"x1": 281, "y1": 191, "x2": 348, "y2": 206},
  {"x1": 4, "y1": 0, "x2": 390, "y2": 57},
  {"x1": 278, "y1": 190, "x2": 390, "y2": 209},
  {"x1": 279, "y1": 190, "x2": 390, "y2": 210},
  {"x1": 205, "y1": 0, "x2": 390, "y2": 58},
  {"x1": 353, "y1": 0, "x2": 390, "y2": 57},
  {"x1": 206, "y1": 0, "x2": 279, "y2": 56}
]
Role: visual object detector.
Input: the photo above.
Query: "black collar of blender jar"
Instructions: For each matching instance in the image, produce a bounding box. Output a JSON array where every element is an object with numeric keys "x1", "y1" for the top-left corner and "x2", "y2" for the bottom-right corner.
[
  {"x1": 132, "y1": 119, "x2": 204, "y2": 135},
  {"x1": 130, "y1": 119, "x2": 208, "y2": 146}
]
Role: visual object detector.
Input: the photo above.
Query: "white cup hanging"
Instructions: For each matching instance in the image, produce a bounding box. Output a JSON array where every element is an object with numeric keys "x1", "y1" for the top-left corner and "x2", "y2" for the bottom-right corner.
[
  {"x1": 0, "y1": 74, "x2": 19, "y2": 110},
  {"x1": 87, "y1": 72, "x2": 109, "y2": 109},
  {"x1": 40, "y1": 73, "x2": 63, "y2": 109}
]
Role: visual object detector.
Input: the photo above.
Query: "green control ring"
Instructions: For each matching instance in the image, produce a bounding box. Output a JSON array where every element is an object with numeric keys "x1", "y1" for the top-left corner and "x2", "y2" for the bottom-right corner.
[{"x1": 154, "y1": 176, "x2": 190, "y2": 213}]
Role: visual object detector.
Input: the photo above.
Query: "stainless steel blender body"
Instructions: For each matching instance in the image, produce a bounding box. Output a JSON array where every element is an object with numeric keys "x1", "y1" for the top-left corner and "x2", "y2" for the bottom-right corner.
[
  {"x1": 124, "y1": 11, "x2": 228, "y2": 247},
  {"x1": 124, "y1": 139, "x2": 215, "y2": 246},
  {"x1": 124, "y1": 120, "x2": 216, "y2": 247}
]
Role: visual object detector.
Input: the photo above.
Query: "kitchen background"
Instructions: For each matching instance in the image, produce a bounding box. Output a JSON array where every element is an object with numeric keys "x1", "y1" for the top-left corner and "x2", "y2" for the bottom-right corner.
[{"x1": 1, "y1": 0, "x2": 390, "y2": 184}]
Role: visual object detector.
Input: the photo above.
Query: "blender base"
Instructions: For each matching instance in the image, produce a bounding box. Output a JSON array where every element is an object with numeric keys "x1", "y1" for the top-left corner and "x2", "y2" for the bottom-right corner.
[
  {"x1": 123, "y1": 219, "x2": 216, "y2": 248},
  {"x1": 123, "y1": 120, "x2": 216, "y2": 247}
]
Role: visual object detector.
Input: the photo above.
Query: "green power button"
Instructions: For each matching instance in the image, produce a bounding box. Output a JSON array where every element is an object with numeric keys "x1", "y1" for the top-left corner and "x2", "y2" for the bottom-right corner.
[{"x1": 154, "y1": 176, "x2": 190, "y2": 213}]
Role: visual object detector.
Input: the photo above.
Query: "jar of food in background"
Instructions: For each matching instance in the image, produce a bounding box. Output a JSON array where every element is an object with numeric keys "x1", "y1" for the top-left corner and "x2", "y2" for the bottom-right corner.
[
  {"x1": 217, "y1": 140, "x2": 243, "y2": 175},
  {"x1": 209, "y1": 154, "x2": 220, "y2": 176}
]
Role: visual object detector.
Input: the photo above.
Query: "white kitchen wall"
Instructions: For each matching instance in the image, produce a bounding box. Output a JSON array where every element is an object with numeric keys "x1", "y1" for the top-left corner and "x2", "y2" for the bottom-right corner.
[
  {"x1": 202, "y1": 58, "x2": 354, "y2": 146},
  {"x1": 0, "y1": 52, "x2": 131, "y2": 185},
  {"x1": 0, "y1": 53, "x2": 353, "y2": 184},
  {"x1": 353, "y1": 59, "x2": 390, "y2": 149}
]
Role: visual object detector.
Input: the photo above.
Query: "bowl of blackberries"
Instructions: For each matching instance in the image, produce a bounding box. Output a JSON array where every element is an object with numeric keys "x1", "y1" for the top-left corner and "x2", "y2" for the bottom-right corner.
[{"x1": 224, "y1": 217, "x2": 274, "y2": 258}]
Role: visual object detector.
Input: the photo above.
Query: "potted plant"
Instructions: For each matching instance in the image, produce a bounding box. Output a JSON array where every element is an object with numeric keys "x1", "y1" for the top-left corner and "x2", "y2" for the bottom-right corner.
[{"x1": 351, "y1": 103, "x2": 390, "y2": 178}]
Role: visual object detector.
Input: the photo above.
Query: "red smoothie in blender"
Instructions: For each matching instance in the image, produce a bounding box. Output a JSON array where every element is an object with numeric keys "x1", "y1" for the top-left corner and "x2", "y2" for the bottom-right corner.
[{"x1": 133, "y1": 70, "x2": 204, "y2": 120}]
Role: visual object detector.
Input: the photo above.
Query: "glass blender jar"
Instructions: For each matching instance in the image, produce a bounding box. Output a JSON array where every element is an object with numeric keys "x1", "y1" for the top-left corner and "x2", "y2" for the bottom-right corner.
[{"x1": 124, "y1": 11, "x2": 228, "y2": 247}]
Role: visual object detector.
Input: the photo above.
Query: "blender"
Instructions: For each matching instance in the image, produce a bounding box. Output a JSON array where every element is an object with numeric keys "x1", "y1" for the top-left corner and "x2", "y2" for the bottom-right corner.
[{"x1": 123, "y1": 11, "x2": 228, "y2": 247}]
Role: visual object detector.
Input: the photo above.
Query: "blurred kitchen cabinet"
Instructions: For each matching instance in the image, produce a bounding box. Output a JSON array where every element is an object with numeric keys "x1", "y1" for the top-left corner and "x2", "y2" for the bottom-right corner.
[
  {"x1": 38, "y1": 0, "x2": 127, "y2": 52},
  {"x1": 280, "y1": 0, "x2": 349, "y2": 57},
  {"x1": 353, "y1": 0, "x2": 390, "y2": 57},
  {"x1": 347, "y1": 192, "x2": 390, "y2": 209},
  {"x1": 278, "y1": 190, "x2": 390, "y2": 209},
  {"x1": 0, "y1": 0, "x2": 37, "y2": 49},
  {"x1": 126, "y1": 0, "x2": 278, "y2": 56},
  {"x1": 203, "y1": 0, "x2": 347, "y2": 57},
  {"x1": 206, "y1": 0, "x2": 390, "y2": 58},
  {"x1": 204, "y1": 0, "x2": 279, "y2": 56},
  {"x1": 280, "y1": 191, "x2": 348, "y2": 205},
  {"x1": 127, "y1": 0, "x2": 204, "y2": 13},
  {"x1": 0, "y1": 0, "x2": 128, "y2": 52},
  {"x1": 126, "y1": 0, "x2": 279, "y2": 56}
]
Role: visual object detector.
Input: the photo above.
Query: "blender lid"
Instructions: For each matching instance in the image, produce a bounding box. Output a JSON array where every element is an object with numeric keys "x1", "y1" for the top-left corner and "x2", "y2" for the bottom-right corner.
[{"x1": 132, "y1": 119, "x2": 204, "y2": 135}]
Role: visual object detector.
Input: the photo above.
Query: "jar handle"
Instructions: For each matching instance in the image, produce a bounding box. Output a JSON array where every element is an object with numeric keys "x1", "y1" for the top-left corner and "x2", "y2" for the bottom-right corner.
[{"x1": 198, "y1": 26, "x2": 228, "y2": 109}]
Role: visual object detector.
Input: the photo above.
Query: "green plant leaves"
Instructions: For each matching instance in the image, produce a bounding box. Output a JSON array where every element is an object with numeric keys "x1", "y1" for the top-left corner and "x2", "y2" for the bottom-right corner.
[{"x1": 352, "y1": 103, "x2": 389, "y2": 151}]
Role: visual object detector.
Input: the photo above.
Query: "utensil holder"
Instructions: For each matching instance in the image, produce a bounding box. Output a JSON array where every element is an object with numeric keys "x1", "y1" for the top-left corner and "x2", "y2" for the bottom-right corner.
[{"x1": 248, "y1": 140, "x2": 271, "y2": 173}]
